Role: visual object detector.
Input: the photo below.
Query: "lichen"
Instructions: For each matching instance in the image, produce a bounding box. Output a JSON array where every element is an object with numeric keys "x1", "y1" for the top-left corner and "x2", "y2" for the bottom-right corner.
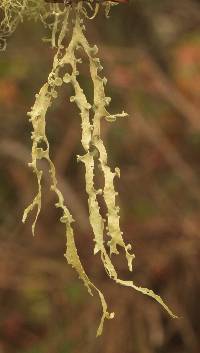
[
  {"x1": 1, "y1": 0, "x2": 177, "y2": 336},
  {"x1": 0, "y1": 0, "x2": 66, "y2": 50}
]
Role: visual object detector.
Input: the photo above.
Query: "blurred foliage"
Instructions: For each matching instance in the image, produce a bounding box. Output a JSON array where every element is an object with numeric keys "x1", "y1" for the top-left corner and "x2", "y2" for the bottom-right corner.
[{"x1": 0, "y1": 0, "x2": 200, "y2": 352}]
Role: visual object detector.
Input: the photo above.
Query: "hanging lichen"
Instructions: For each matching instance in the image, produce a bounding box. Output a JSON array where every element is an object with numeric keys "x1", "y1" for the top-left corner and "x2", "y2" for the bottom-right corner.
[{"x1": 0, "y1": 0, "x2": 177, "y2": 336}]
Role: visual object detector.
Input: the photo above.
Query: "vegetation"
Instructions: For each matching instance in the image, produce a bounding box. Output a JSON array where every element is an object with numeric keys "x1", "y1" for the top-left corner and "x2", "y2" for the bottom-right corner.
[{"x1": 1, "y1": 0, "x2": 199, "y2": 352}]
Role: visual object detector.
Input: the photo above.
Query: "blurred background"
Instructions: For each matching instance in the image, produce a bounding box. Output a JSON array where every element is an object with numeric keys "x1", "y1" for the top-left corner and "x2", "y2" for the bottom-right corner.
[{"x1": 0, "y1": 0, "x2": 200, "y2": 352}]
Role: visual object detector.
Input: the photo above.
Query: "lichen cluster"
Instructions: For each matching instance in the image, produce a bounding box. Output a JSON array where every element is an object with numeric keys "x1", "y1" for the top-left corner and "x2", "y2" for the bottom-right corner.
[
  {"x1": 1, "y1": 0, "x2": 177, "y2": 336},
  {"x1": 0, "y1": 0, "x2": 66, "y2": 50}
]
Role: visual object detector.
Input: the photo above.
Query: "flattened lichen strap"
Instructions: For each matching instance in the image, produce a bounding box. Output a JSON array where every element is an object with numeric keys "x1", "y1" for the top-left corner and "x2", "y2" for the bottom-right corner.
[{"x1": 22, "y1": 1, "x2": 177, "y2": 336}]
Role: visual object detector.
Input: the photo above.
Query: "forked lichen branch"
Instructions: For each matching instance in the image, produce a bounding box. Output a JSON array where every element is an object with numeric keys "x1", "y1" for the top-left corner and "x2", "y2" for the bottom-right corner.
[{"x1": 1, "y1": 0, "x2": 177, "y2": 335}]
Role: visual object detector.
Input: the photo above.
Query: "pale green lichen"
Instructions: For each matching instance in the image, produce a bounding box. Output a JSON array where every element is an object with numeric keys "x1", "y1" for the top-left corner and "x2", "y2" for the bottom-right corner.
[
  {"x1": 2, "y1": 0, "x2": 177, "y2": 335},
  {"x1": 0, "y1": 0, "x2": 67, "y2": 50}
]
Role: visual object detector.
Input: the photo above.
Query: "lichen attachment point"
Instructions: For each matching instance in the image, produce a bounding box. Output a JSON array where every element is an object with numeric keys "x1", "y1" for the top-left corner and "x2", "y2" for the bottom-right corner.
[{"x1": 1, "y1": 0, "x2": 177, "y2": 336}]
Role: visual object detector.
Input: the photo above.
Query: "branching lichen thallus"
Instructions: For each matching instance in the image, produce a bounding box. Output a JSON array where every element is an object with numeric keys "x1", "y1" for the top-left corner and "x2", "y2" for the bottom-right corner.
[{"x1": 22, "y1": 2, "x2": 177, "y2": 336}]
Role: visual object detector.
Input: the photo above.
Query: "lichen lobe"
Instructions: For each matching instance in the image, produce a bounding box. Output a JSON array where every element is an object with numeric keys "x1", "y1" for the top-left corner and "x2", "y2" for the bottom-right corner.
[{"x1": 21, "y1": 1, "x2": 177, "y2": 336}]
